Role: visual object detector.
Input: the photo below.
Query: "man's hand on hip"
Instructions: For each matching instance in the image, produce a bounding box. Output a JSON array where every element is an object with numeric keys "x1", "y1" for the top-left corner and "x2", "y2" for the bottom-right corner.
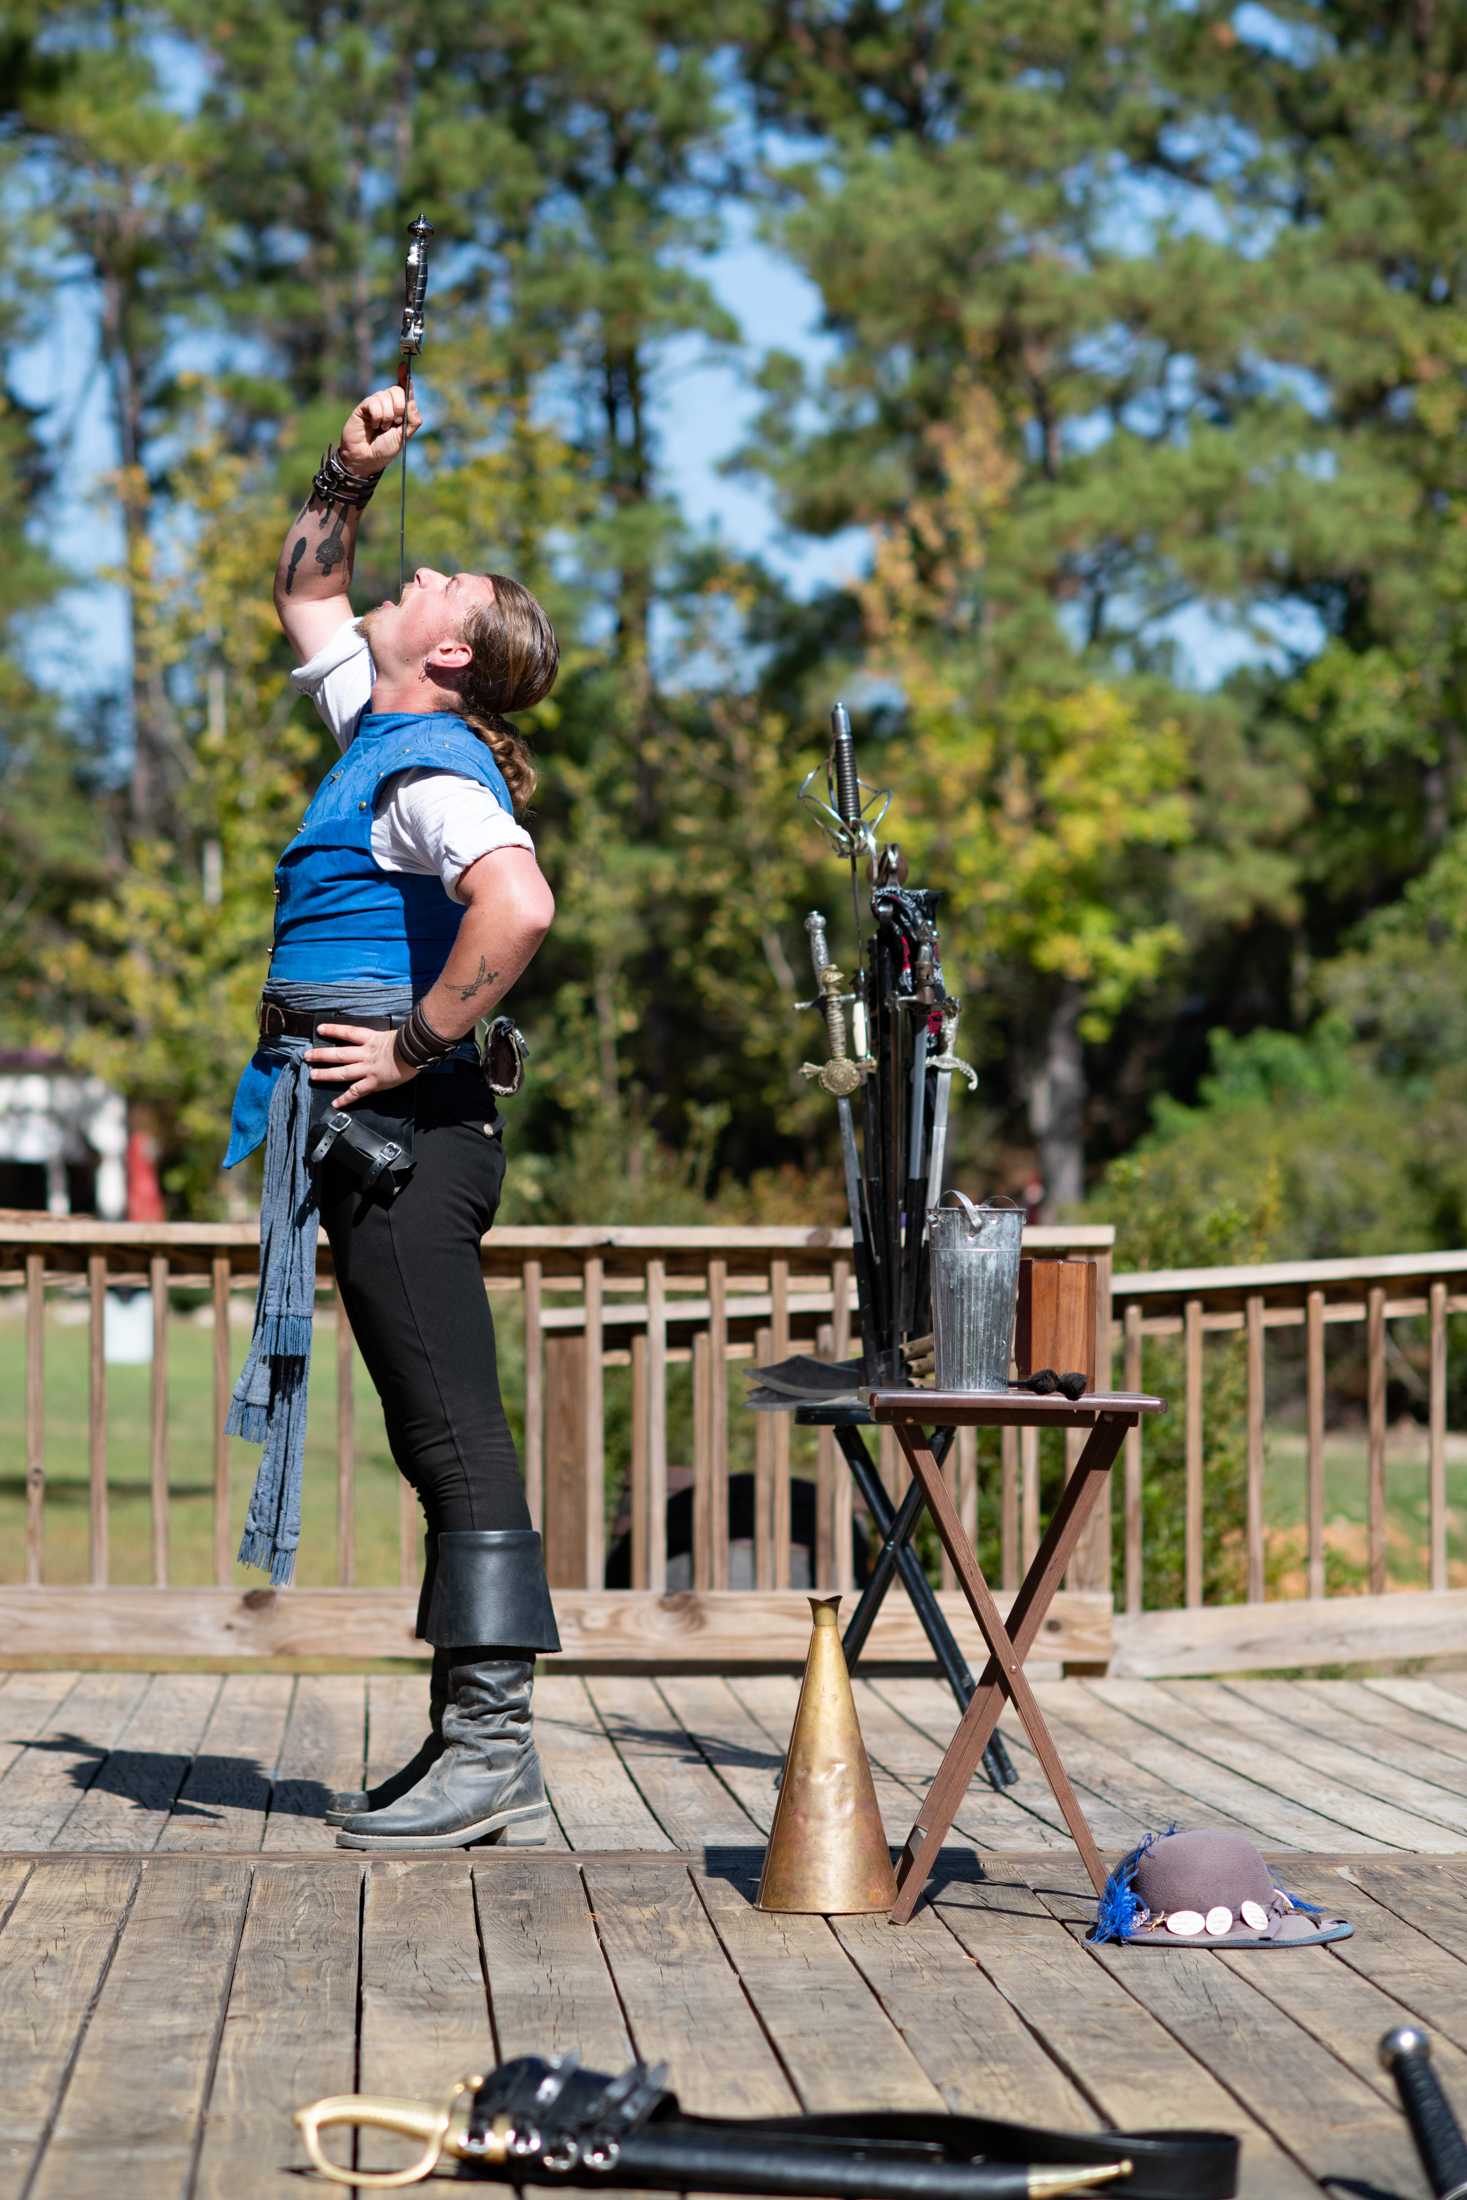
[
  {"x1": 340, "y1": 385, "x2": 422, "y2": 476},
  {"x1": 307, "y1": 1025, "x2": 420, "y2": 1108}
]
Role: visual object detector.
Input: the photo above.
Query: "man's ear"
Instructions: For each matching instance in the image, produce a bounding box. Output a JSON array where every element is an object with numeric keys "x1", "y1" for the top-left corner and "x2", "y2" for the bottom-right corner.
[{"x1": 425, "y1": 634, "x2": 473, "y2": 673}]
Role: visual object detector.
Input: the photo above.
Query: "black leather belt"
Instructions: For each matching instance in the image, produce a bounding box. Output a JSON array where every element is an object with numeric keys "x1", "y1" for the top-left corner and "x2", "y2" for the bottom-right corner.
[
  {"x1": 258, "y1": 1002, "x2": 404, "y2": 1041},
  {"x1": 459, "y1": 2058, "x2": 1241, "y2": 2200}
]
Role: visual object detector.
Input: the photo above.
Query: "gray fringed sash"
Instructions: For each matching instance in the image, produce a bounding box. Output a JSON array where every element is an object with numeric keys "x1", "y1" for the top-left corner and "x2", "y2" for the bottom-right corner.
[{"x1": 228, "y1": 981, "x2": 414, "y2": 1585}]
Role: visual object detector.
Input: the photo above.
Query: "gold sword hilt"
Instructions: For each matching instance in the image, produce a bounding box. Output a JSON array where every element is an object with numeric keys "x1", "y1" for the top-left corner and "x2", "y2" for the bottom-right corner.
[{"x1": 294, "y1": 2076, "x2": 493, "y2": 2188}]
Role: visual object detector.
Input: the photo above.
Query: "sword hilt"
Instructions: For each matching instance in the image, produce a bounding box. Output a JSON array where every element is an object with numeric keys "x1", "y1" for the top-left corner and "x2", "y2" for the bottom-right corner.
[
  {"x1": 1381, "y1": 2027, "x2": 1467, "y2": 2199},
  {"x1": 398, "y1": 214, "x2": 434, "y2": 386}
]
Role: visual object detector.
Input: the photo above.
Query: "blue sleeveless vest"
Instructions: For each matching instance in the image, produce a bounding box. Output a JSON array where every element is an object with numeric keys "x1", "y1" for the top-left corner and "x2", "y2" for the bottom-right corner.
[
  {"x1": 268, "y1": 710, "x2": 514, "y2": 986},
  {"x1": 223, "y1": 711, "x2": 513, "y2": 1167}
]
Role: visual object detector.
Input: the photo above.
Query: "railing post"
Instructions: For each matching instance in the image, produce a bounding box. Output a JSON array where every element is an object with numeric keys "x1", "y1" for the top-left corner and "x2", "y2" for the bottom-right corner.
[
  {"x1": 583, "y1": 1256, "x2": 605, "y2": 1590},
  {"x1": 831, "y1": 1256, "x2": 854, "y2": 1594},
  {"x1": 1306, "y1": 1289, "x2": 1325, "y2": 1600},
  {"x1": 1066, "y1": 1246, "x2": 1114, "y2": 1598},
  {"x1": 89, "y1": 1252, "x2": 108, "y2": 1587},
  {"x1": 25, "y1": 1250, "x2": 44, "y2": 1587},
  {"x1": 1245, "y1": 1294, "x2": 1265, "y2": 1605},
  {"x1": 211, "y1": 1255, "x2": 231, "y2": 1586},
  {"x1": 1429, "y1": 1280, "x2": 1447, "y2": 1595},
  {"x1": 522, "y1": 1257, "x2": 544, "y2": 1530},
  {"x1": 150, "y1": 1254, "x2": 170, "y2": 1588},
  {"x1": 1123, "y1": 1301, "x2": 1143, "y2": 1615},
  {"x1": 1367, "y1": 1283, "x2": 1387, "y2": 1596},
  {"x1": 708, "y1": 1257, "x2": 729, "y2": 1590},
  {"x1": 1184, "y1": 1297, "x2": 1203, "y2": 1607},
  {"x1": 335, "y1": 1282, "x2": 355, "y2": 1588},
  {"x1": 646, "y1": 1257, "x2": 667, "y2": 1593},
  {"x1": 544, "y1": 1333, "x2": 588, "y2": 1589}
]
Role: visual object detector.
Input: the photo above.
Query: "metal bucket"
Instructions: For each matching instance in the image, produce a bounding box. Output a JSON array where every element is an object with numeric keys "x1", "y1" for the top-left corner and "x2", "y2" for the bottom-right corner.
[{"x1": 927, "y1": 1193, "x2": 1025, "y2": 1393}]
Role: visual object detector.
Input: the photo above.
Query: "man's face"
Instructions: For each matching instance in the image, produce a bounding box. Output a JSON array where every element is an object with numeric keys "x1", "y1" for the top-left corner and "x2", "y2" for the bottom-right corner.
[{"x1": 364, "y1": 567, "x2": 496, "y2": 672}]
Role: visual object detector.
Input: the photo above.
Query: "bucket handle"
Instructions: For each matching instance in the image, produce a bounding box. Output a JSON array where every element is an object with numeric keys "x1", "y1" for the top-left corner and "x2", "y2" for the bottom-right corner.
[{"x1": 937, "y1": 1191, "x2": 1023, "y2": 1231}]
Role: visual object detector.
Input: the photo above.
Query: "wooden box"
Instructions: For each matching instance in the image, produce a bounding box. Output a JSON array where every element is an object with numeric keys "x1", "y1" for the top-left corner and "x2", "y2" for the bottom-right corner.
[{"x1": 1014, "y1": 1257, "x2": 1097, "y2": 1385}]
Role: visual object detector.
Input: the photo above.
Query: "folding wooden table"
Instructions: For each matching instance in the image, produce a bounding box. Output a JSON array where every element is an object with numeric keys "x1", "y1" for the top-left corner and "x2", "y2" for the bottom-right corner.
[{"x1": 863, "y1": 1385, "x2": 1166, "y2": 1924}]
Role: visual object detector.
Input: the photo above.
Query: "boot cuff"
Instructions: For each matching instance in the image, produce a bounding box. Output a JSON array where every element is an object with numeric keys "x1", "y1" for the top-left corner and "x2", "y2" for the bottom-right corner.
[{"x1": 421, "y1": 1530, "x2": 561, "y2": 1653}]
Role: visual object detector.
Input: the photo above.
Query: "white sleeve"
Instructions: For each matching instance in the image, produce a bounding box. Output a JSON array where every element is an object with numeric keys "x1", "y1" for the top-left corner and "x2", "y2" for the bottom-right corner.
[
  {"x1": 373, "y1": 769, "x2": 536, "y2": 902},
  {"x1": 290, "y1": 620, "x2": 377, "y2": 752}
]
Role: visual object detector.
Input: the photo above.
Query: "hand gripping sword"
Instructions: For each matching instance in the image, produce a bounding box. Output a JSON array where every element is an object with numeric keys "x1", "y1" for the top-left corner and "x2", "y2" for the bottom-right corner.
[{"x1": 397, "y1": 215, "x2": 434, "y2": 598}]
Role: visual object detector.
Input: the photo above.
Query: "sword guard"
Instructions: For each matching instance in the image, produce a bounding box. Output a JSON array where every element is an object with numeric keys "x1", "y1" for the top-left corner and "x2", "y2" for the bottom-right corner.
[
  {"x1": 801, "y1": 1058, "x2": 867, "y2": 1098},
  {"x1": 928, "y1": 1049, "x2": 979, "y2": 1092}
]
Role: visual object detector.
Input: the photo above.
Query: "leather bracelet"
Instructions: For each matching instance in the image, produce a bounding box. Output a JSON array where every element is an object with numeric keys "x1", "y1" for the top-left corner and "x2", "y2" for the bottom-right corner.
[
  {"x1": 393, "y1": 1002, "x2": 456, "y2": 1073},
  {"x1": 312, "y1": 444, "x2": 381, "y2": 510}
]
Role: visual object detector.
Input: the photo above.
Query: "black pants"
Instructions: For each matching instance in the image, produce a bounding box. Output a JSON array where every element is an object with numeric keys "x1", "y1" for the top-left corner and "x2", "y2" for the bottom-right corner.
[{"x1": 316, "y1": 1063, "x2": 530, "y2": 1538}]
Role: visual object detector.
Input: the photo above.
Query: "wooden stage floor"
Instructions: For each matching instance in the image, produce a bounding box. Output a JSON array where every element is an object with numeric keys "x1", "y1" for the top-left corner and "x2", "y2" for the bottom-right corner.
[{"x1": 3, "y1": 1670, "x2": 1467, "y2": 2197}]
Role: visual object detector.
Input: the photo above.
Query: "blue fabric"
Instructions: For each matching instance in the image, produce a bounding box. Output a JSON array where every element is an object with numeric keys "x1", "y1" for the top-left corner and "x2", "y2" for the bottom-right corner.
[
  {"x1": 226, "y1": 980, "x2": 424, "y2": 1585},
  {"x1": 223, "y1": 712, "x2": 512, "y2": 1170}
]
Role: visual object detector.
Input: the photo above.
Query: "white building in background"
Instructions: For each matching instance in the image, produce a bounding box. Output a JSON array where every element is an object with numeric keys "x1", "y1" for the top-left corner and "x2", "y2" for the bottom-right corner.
[{"x1": 0, "y1": 1049, "x2": 127, "y2": 1218}]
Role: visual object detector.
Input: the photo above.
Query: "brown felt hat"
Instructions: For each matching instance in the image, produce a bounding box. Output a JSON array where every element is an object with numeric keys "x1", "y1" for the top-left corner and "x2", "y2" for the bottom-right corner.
[{"x1": 1090, "y1": 1827, "x2": 1353, "y2": 1950}]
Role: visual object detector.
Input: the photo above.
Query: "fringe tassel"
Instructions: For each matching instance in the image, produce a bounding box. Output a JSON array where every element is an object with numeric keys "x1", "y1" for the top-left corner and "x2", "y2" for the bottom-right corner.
[{"x1": 1087, "y1": 1826, "x2": 1174, "y2": 1944}]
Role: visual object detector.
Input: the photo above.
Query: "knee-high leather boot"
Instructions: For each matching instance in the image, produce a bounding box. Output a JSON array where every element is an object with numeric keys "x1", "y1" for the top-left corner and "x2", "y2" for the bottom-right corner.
[
  {"x1": 324, "y1": 1535, "x2": 447, "y2": 1826},
  {"x1": 334, "y1": 1529, "x2": 560, "y2": 1852}
]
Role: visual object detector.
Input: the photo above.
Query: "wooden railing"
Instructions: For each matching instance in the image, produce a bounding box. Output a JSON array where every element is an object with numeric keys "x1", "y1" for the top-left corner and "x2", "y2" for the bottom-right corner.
[{"x1": 3, "y1": 1220, "x2": 1463, "y2": 1672}]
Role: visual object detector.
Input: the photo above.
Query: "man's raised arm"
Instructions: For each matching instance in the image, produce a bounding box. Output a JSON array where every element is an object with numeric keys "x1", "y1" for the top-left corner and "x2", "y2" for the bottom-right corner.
[{"x1": 272, "y1": 384, "x2": 421, "y2": 663}]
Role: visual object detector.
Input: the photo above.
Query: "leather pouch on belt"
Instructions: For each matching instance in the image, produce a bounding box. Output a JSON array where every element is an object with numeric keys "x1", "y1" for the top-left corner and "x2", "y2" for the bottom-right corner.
[{"x1": 306, "y1": 1081, "x2": 416, "y2": 1200}]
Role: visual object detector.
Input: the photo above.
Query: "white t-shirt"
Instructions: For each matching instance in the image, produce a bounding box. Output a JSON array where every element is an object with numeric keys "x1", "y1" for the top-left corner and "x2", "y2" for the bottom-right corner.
[{"x1": 290, "y1": 620, "x2": 534, "y2": 903}]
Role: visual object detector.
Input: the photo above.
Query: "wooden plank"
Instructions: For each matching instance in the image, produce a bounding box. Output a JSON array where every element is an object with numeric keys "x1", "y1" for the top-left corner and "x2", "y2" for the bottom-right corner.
[
  {"x1": 646, "y1": 1257, "x2": 667, "y2": 1593},
  {"x1": 0, "y1": 1859, "x2": 139, "y2": 2191},
  {"x1": 1329, "y1": 1863, "x2": 1467, "y2": 2058},
  {"x1": 1351, "y1": 1856, "x2": 1467, "y2": 1955},
  {"x1": 708, "y1": 1256, "x2": 730, "y2": 1589},
  {"x1": 358, "y1": 1860, "x2": 489, "y2": 2172},
  {"x1": 581, "y1": 1861, "x2": 796, "y2": 2114},
  {"x1": 1105, "y1": 1679, "x2": 1444, "y2": 1849},
  {"x1": 523, "y1": 1256, "x2": 544, "y2": 1528},
  {"x1": 1368, "y1": 1282, "x2": 1387, "y2": 1596},
  {"x1": 149, "y1": 1254, "x2": 169, "y2": 1587},
  {"x1": 692, "y1": 1330, "x2": 714, "y2": 1591},
  {"x1": 212, "y1": 1254, "x2": 232, "y2": 1587},
  {"x1": 365, "y1": 1670, "x2": 431, "y2": 1792},
  {"x1": 932, "y1": 1864, "x2": 1318, "y2": 2200},
  {"x1": 60, "y1": 1674, "x2": 222, "y2": 1852},
  {"x1": 1229, "y1": 1678, "x2": 1467, "y2": 1826},
  {"x1": 334, "y1": 1283, "x2": 355, "y2": 1587},
  {"x1": 0, "y1": 1671, "x2": 84, "y2": 1788},
  {"x1": 1429, "y1": 1278, "x2": 1448, "y2": 1594},
  {"x1": 1245, "y1": 1293, "x2": 1264, "y2": 1604},
  {"x1": 1122, "y1": 1301, "x2": 1142, "y2": 1614},
  {"x1": 263, "y1": 1674, "x2": 366, "y2": 1853},
  {"x1": 28, "y1": 1857, "x2": 252, "y2": 2200},
  {"x1": 696, "y1": 1866, "x2": 945, "y2": 2110},
  {"x1": 156, "y1": 1674, "x2": 294, "y2": 1852},
  {"x1": 753, "y1": 1323, "x2": 775, "y2": 1589},
  {"x1": 474, "y1": 1855, "x2": 630, "y2": 2063},
  {"x1": 88, "y1": 1252, "x2": 107, "y2": 1586},
  {"x1": 832, "y1": 1900, "x2": 1094, "y2": 2126},
  {"x1": 1019, "y1": 1424, "x2": 1039, "y2": 1569},
  {"x1": 533, "y1": 1674, "x2": 672, "y2": 1852},
  {"x1": 1306, "y1": 1288, "x2": 1325, "y2": 1600},
  {"x1": 1069, "y1": 1681, "x2": 1390, "y2": 1850},
  {"x1": 583, "y1": 1254, "x2": 606, "y2": 1588},
  {"x1": 0, "y1": 1583, "x2": 1112, "y2": 1665},
  {"x1": 770, "y1": 1259, "x2": 792, "y2": 1587},
  {"x1": 25, "y1": 1250, "x2": 44, "y2": 1585},
  {"x1": 1315, "y1": 1677, "x2": 1467, "y2": 1772},
  {"x1": 1112, "y1": 1587, "x2": 1467, "y2": 1678},
  {"x1": 653, "y1": 1674, "x2": 783, "y2": 1834},
  {"x1": 0, "y1": 1672, "x2": 152, "y2": 1851},
  {"x1": 630, "y1": 1331, "x2": 649, "y2": 1588},
  {"x1": 584, "y1": 1675, "x2": 761, "y2": 1850},
  {"x1": 193, "y1": 1862, "x2": 362, "y2": 2198},
  {"x1": 1184, "y1": 1296, "x2": 1202, "y2": 1606},
  {"x1": 1000, "y1": 1423, "x2": 1018, "y2": 1591},
  {"x1": 1367, "y1": 1674, "x2": 1467, "y2": 1741}
]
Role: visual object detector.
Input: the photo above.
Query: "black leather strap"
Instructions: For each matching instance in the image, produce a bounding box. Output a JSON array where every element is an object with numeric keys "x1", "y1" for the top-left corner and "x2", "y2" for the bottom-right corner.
[{"x1": 465, "y1": 2058, "x2": 1238, "y2": 2199}]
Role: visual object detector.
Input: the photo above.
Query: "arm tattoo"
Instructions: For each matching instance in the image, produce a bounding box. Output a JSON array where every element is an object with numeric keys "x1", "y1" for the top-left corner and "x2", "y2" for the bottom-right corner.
[
  {"x1": 453, "y1": 958, "x2": 502, "y2": 1002},
  {"x1": 314, "y1": 506, "x2": 349, "y2": 576},
  {"x1": 284, "y1": 536, "x2": 306, "y2": 594}
]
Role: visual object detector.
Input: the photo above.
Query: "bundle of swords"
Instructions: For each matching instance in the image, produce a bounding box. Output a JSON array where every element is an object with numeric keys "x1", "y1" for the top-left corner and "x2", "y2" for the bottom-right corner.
[{"x1": 758, "y1": 701, "x2": 977, "y2": 1408}]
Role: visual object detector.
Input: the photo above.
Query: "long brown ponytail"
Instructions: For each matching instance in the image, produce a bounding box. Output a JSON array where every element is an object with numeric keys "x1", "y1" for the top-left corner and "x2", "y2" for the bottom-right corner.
[{"x1": 458, "y1": 575, "x2": 559, "y2": 814}]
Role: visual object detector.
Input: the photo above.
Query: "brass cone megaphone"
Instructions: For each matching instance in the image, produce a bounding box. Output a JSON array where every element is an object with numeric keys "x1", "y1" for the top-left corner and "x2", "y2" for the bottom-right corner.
[{"x1": 757, "y1": 1595, "x2": 898, "y2": 1914}]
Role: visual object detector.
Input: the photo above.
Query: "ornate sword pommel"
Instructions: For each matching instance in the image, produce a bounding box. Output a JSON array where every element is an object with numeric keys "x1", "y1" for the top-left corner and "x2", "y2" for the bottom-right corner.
[{"x1": 398, "y1": 214, "x2": 434, "y2": 380}]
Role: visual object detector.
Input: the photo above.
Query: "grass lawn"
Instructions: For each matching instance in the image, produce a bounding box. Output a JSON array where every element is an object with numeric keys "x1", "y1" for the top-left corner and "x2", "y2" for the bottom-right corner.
[{"x1": 1262, "y1": 1424, "x2": 1467, "y2": 1592}]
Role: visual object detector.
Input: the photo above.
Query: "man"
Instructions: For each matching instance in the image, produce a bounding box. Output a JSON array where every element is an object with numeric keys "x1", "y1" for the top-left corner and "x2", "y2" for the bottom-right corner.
[{"x1": 224, "y1": 383, "x2": 562, "y2": 1851}]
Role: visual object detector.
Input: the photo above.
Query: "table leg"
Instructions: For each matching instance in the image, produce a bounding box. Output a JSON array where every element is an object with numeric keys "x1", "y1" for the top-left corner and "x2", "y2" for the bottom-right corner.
[{"x1": 888, "y1": 1414, "x2": 1128, "y2": 1923}]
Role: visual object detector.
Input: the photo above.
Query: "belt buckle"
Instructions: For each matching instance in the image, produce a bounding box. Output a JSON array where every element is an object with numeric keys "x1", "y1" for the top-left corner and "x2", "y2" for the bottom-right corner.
[{"x1": 259, "y1": 999, "x2": 285, "y2": 1040}]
